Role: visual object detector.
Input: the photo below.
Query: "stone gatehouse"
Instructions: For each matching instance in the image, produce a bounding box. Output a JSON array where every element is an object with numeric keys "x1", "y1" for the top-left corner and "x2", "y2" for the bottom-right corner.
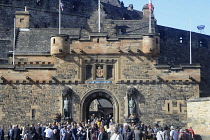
[{"x1": 0, "y1": 0, "x2": 208, "y2": 130}]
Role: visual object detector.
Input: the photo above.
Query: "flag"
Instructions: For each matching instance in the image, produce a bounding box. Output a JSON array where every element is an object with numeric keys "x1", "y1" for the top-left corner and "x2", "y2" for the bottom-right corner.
[
  {"x1": 60, "y1": 0, "x2": 64, "y2": 11},
  {"x1": 148, "y1": 0, "x2": 154, "y2": 11}
]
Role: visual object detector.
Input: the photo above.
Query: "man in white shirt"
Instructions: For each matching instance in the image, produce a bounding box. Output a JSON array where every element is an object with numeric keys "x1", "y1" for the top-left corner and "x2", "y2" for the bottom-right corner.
[
  {"x1": 156, "y1": 128, "x2": 164, "y2": 140},
  {"x1": 44, "y1": 124, "x2": 53, "y2": 140}
]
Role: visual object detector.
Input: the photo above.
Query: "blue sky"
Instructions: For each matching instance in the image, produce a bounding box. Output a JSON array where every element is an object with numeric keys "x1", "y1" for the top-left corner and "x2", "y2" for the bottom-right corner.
[{"x1": 123, "y1": 0, "x2": 210, "y2": 35}]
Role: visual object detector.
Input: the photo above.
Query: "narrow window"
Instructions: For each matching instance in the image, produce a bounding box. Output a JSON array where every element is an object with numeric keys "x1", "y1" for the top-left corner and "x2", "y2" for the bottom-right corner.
[
  {"x1": 167, "y1": 103, "x2": 170, "y2": 112},
  {"x1": 156, "y1": 38, "x2": 158, "y2": 44},
  {"x1": 179, "y1": 103, "x2": 182, "y2": 112},
  {"x1": 32, "y1": 109, "x2": 36, "y2": 119},
  {"x1": 180, "y1": 37, "x2": 183, "y2": 44},
  {"x1": 107, "y1": 65, "x2": 113, "y2": 79},
  {"x1": 20, "y1": 18, "x2": 24, "y2": 22},
  {"x1": 199, "y1": 41, "x2": 203, "y2": 47},
  {"x1": 86, "y1": 65, "x2": 92, "y2": 80},
  {"x1": 121, "y1": 27, "x2": 126, "y2": 34},
  {"x1": 53, "y1": 39, "x2": 56, "y2": 44},
  {"x1": 97, "y1": 38, "x2": 99, "y2": 43}
]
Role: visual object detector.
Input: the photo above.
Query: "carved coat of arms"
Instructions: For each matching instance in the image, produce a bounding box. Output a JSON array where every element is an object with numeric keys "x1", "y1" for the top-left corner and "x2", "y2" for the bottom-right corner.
[{"x1": 96, "y1": 66, "x2": 104, "y2": 77}]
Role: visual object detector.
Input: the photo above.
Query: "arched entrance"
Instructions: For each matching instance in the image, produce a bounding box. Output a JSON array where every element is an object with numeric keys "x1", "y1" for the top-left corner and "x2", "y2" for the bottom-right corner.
[{"x1": 80, "y1": 89, "x2": 119, "y2": 123}]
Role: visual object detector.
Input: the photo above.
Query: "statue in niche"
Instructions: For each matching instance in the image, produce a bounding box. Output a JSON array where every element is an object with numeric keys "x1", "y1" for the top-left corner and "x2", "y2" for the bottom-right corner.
[
  {"x1": 129, "y1": 97, "x2": 136, "y2": 116},
  {"x1": 127, "y1": 86, "x2": 136, "y2": 117},
  {"x1": 63, "y1": 98, "x2": 70, "y2": 118}
]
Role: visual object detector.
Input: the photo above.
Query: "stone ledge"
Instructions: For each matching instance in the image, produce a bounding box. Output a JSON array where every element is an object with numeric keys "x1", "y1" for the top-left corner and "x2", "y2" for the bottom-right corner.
[
  {"x1": 187, "y1": 97, "x2": 210, "y2": 102},
  {"x1": 0, "y1": 64, "x2": 55, "y2": 70},
  {"x1": 155, "y1": 64, "x2": 201, "y2": 70}
]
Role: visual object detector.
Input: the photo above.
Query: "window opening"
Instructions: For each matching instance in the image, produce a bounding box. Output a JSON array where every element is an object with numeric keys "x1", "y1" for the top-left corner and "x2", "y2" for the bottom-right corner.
[
  {"x1": 86, "y1": 65, "x2": 92, "y2": 80},
  {"x1": 32, "y1": 109, "x2": 36, "y2": 119},
  {"x1": 107, "y1": 65, "x2": 113, "y2": 79}
]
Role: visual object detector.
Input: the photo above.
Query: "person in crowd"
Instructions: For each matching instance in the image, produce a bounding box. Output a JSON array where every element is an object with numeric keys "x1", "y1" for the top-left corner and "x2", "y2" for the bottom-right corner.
[
  {"x1": 35, "y1": 123, "x2": 42, "y2": 140},
  {"x1": 27, "y1": 126, "x2": 37, "y2": 140},
  {"x1": 156, "y1": 128, "x2": 164, "y2": 140},
  {"x1": 118, "y1": 124, "x2": 123, "y2": 134},
  {"x1": 146, "y1": 125, "x2": 153, "y2": 140},
  {"x1": 13, "y1": 125, "x2": 21, "y2": 140},
  {"x1": 78, "y1": 128, "x2": 86, "y2": 140},
  {"x1": 51, "y1": 129, "x2": 60, "y2": 140},
  {"x1": 44, "y1": 124, "x2": 53, "y2": 140},
  {"x1": 178, "y1": 129, "x2": 187, "y2": 140},
  {"x1": 8, "y1": 125, "x2": 13, "y2": 140},
  {"x1": 41, "y1": 124, "x2": 46, "y2": 140},
  {"x1": 170, "y1": 126, "x2": 178, "y2": 140},
  {"x1": 98, "y1": 125, "x2": 108, "y2": 140},
  {"x1": 64, "y1": 126, "x2": 72, "y2": 140},
  {"x1": 107, "y1": 124, "x2": 114, "y2": 139},
  {"x1": 185, "y1": 129, "x2": 193, "y2": 140},
  {"x1": 122, "y1": 123, "x2": 134, "y2": 140},
  {"x1": 90, "y1": 123, "x2": 99, "y2": 140},
  {"x1": 60, "y1": 125, "x2": 67, "y2": 140},
  {"x1": 142, "y1": 125, "x2": 148, "y2": 140},
  {"x1": 133, "y1": 126, "x2": 143, "y2": 140},
  {"x1": 0, "y1": 126, "x2": 4, "y2": 140},
  {"x1": 162, "y1": 126, "x2": 170, "y2": 140},
  {"x1": 187, "y1": 127, "x2": 195, "y2": 140},
  {"x1": 110, "y1": 126, "x2": 123, "y2": 140},
  {"x1": 71, "y1": 124, "x2": 77, "y2": 140}
]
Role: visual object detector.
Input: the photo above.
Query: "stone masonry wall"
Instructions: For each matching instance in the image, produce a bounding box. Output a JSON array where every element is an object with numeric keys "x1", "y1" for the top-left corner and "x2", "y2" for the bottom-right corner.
[
  {"x1": 0, "y1": 82, "x2": 199, "y2": 128},
  {"x1": 187, "y1": 98, "x2": 210, "y2": 140},
  {"x1": 0, "y1": 53, "x2": 200, "y2": 128},
  {"x1": 157, "y1": 25, "x2": 210, "y2": 97}
]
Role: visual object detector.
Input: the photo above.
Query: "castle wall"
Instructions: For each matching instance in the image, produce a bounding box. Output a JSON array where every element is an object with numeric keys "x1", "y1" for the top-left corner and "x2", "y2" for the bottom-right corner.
[
  {"x1": 0, "y1": 52, "x2": 200, "y2": 128},
  {"x1": 187, "y1": 98, "x2": 210, "y2": 140},
  {"x1": 157, "y1": 25, "x2": 210, "y2": 97}
]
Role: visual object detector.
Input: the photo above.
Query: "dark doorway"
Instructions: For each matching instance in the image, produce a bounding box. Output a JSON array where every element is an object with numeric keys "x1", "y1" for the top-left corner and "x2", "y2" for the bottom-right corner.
[
  {"x1": 88, "y1": 98, "x2": 113, "y2": 120},
  {"x1": 80, "y1": 89, "x2": 119, "y2": 123}
]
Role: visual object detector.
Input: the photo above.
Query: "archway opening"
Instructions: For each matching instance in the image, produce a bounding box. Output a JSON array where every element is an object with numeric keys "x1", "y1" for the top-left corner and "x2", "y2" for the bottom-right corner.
[
  {"x1": 81, "y1": 90, "x2": 119, "y2": 123},
  {"x1": 88, "y1": 98, "x2": 113, "y2": 120}
]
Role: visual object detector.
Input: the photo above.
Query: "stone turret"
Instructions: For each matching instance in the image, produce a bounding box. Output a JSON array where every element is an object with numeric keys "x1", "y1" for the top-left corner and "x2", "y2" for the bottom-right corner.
[
  {"x1": 142, "y1": 34, "x2": 160, "y2": 56},
  {"x1": 50, "y1": 34, "x2": 69, "y2": 57},
  {"x1": 15, "y1": 6, "x2": 30, "y2": 28}
]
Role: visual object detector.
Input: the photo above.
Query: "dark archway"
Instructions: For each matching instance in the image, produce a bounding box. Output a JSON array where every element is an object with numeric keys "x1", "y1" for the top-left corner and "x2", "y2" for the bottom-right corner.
[{"x1": 80, "y1": 89, "x2": 119, "y2": 123}]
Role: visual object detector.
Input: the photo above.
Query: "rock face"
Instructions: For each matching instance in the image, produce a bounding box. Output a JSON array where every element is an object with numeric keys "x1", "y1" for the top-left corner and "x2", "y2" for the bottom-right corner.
[{"x1": 0, "y1": 0, "x2": 209, "y2": 137}]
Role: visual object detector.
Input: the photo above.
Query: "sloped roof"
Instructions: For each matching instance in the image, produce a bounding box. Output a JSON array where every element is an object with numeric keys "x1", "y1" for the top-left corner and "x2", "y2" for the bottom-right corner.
[{"x1": 16, "y1": 28, "x2": 82, "y2": 52}]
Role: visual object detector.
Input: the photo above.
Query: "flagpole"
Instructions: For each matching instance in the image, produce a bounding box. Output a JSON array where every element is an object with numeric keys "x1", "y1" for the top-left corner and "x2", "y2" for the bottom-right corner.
[
  {"x1": 148, "y1": 0, "x2": 152, "y2": 33},
  {"x1": 190, "y1": 19, "x2": 192, "y2": 64},
  {"x1": 149, "y1": 8, "x2": 151, "y2": 33},
  {"x1": 59, "y1": 0, "x2": 61, "y2": 34},
  {"x1": 98, "y1": 0, "x2": 101, "y2": 32},
  {"x1": 13, "y1": 18, "x2": 16, "y2": 65}
]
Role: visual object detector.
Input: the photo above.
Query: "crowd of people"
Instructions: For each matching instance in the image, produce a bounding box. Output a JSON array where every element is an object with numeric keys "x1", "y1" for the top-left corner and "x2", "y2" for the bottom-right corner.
[{"x1": 0, "y1": 116, "x2": 195, "y2": 140}]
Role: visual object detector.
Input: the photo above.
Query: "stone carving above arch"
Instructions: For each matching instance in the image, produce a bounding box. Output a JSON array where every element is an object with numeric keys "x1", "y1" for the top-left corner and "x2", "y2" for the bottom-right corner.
[
  {"x1": 62, "y1": 86, "x2": 72, "y2": 97},
  {"x1": 127, "y1": 86, "x2": 136, "y2": 96}
]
